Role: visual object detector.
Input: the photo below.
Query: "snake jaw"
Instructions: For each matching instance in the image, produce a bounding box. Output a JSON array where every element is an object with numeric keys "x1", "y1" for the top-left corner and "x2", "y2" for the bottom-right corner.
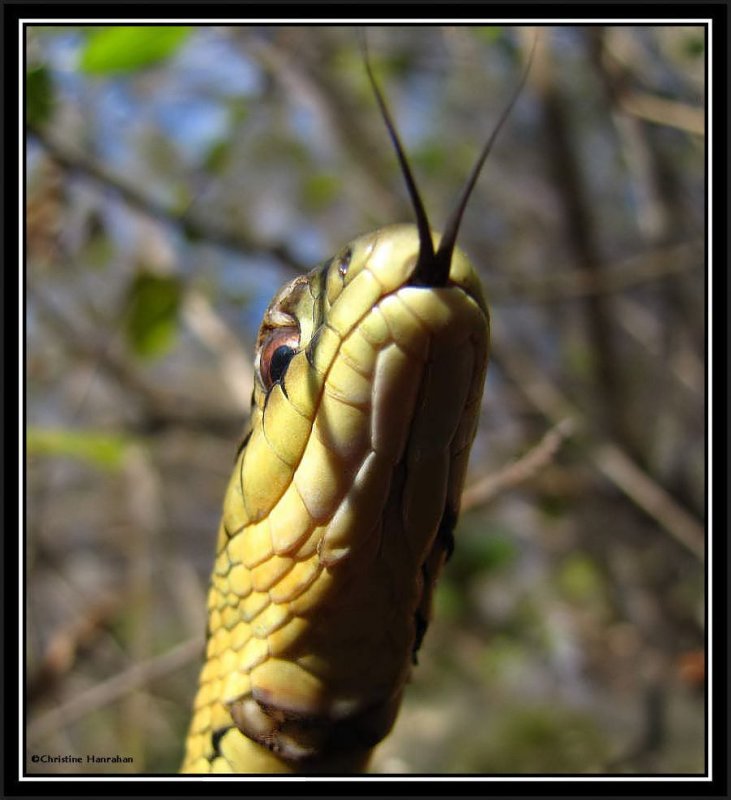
[{"x1": 226, "y1": 680, "x2": 404, "y2": 770}]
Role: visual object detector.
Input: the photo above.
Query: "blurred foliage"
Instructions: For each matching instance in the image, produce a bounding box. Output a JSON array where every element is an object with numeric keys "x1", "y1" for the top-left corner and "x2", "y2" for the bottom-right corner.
[
  {"x1": 27, "y1": 428, "x2": 129, "y2": 470},
  {"x1": 24, "y1": 24, "x2": 706, "y2": 776},
  {"x1": 449, "y1": 705, "x2": 610, "y2": 773},
  {"x1": 26, "y1": 64, "x2": 55, "y2": 128},
  {"x1": 123, "y1": 272, "x2": 183, "y2": 359},
  {"x1": 79, "y1": 26, "x2": 191, "y2": 74}
]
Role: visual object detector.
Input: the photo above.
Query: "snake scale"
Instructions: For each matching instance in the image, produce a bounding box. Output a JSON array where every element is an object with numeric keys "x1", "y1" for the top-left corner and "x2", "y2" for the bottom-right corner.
[{"x1": 181, "y1": 39, "x2": 530, "y2": 774}]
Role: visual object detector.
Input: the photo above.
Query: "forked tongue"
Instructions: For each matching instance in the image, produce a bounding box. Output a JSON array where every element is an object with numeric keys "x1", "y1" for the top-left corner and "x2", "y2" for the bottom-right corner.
[{"x1": 361, "y1": 31, "x2": 536, "y2": 287}]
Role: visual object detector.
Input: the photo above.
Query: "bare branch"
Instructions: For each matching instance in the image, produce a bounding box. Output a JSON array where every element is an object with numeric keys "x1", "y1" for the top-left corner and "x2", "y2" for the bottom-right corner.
[
  {"x1": 241, "y1": 29, "x2": 402, "y2": 222},
  {"x1": 492, "y1": 240, "x2": 703, "y2": 305},
  {"x1": 28, "y1": 126, "x2": 308, "y2": 274},
  {"x1": 591, "y1": 443, "x2": 705, "y2": 559},
  {"x1": 462, "y1": 419, "x2": 576, "y2": 511},
  {"x1": 27, "y1": 636, "x2": 204, "y2": 744},
  {"x1": 182, "y1": 290, "x2": 254, "y2": 410},
  {"x1": 30, "y1": 288, "x2": 248, "y2": 438},
  {"x1": 492, "y1": 329, "x2": 704, "y2": 560},
  {"x1": 619, "y1": 90, "x2": 704, "y2": 136},
  {"x1": 27, "y1": 595, "x2": 123, "y2": 704},
  {"x1": 532, "y1": 31, "x2": 630, "y2": 451}
]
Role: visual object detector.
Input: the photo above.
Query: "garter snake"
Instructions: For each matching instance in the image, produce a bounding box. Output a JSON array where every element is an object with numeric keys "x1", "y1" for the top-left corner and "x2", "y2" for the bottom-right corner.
[{"x1": 181, "y1": 40, "x2": 530, "y2": 774}]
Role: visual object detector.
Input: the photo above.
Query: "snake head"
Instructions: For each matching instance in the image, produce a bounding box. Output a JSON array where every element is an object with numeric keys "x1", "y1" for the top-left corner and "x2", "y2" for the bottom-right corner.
[{"x1": 195, "y1": 225, "x2": 489, "y2": 768}]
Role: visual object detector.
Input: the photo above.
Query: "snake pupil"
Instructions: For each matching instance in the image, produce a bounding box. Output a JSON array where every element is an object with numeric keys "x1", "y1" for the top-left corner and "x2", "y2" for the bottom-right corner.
[{"x1": 269, "y1": 345, "x2": 295, "y2": 385}]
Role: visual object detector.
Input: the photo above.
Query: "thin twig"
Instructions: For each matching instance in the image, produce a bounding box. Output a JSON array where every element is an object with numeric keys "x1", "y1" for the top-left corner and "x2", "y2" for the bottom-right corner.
[
  {"x1": 28, "y1": 126, "x2": 307, "y2": 274},
  {"x1": 594, "y1": 28, "x2": 704, "y2": 137},
  {"x1": 619, "y1": 90, "x2": 704, "y2": 136},
  {"x1": 615, "y1": 296, "x2": 704, "y2": 397},
  {"x1": 31, "y1": 288, "x2": 246, "y2": 438},
  {"x1": 27, "y1": 636, "x2": 204, "y2": 744},
  {"x1": 461, "y1": 419, "x2": 576, "y2": 511},
  {"x1": 591, "y1": 443, "x2": 705, "y2": 559},
  {"x1": 532, "y1": 31, "x2": 630, "y2": 452},
  {"x1": 241, "y1": 30, "x2": 402, "y2": 222},
  {"x1": 491, "y1": 239, "x2": 702, "y2": 305},
  {"x1": 492, "y1": 329, "x2": 705, "y2": 560},
  {"x1": 182, "y1": 290, "x2": 254, "y2": 410},
  {"x1": 27, "y1": 595, "x2": 123, "y2": 704}
]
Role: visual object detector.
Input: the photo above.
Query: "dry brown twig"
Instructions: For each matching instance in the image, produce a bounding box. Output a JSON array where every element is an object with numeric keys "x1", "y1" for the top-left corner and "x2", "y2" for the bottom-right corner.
[
  {"x1": 492, "y1": 239, "x2": 703, "y2": 305},
  {"x1": 618, "y1": 89, "x2": 704, "y2": 136},
  {"x1": 28, "y1": 126, "x2": 308, "y2": 274},
  {"x1": 595, "y1": 29, "x2": 704, "y2": 137},
  {"x1": 182, "y1": 290, "x2": 254, "y2": 409},
  {"x1": 27, "y1": 596, "x2": 123, "y2": 704},
  {"x1": 492, "y1": 328, "x2": 705, "y2": 561},
  {"x1": 462, "y1": 418, "x2": 576, "y2": 512},
  {"x1": 26, "y1": 635, "x2": 204, "y2": 745}
]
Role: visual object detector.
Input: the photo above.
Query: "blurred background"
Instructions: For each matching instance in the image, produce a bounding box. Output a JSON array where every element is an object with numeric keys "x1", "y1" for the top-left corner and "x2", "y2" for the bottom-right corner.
[{"x1": 25, "y1": 24, "x2": 706, "y2": 775}]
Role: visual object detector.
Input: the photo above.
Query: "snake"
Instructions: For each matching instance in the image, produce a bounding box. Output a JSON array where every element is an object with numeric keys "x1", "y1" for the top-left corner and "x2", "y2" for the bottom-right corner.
[{"x1": 181, "y1": 40, "x2": 530, "y2": 774}]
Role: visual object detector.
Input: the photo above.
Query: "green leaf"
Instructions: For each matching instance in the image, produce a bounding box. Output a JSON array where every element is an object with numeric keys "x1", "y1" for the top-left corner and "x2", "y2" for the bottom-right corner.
[
  {"x1": 204, "y1": 139, "x2": 232, "y2": 174},
  {"x1": 452, "y1": 521, "x2": 519, "y2": 577},
  {"x1": 26, "y1": 65, "x2": 54, "y2": 128},
  {"x1": 472, "y1": 26, "x2": 519, "y2": 60},
  {"x1": 228, "y1": 97, "x2": 249, "y2": 126},
  {"x1": 556, "y1": 553, "x2": 605, "y2": 604},
  {"x1": 473, "y1": 26, "x2": 505, "y2": 44},
  {"x1": 79, "y1": 26, "x2": 191, "y2": 75},
  {"x1": 480, "y1": 634, "x2": 526, "y2": 679},
  {"x1": 433, "y1": 579, "x2": 465, "y2": 621},
  {"x1": 302, "y1": 173, "x2": 340, "y2": 210},
  {"x1": 411, "y1": 141, "x2": 446, "y2": 177},
  {"x1": 683, "y1": 32, "x2": 705, "y2": 58},
  {"x1": 27, "y1": 428, "x2": 128, "y2": 470},
  {"x1": 124, "y1": 272, "x2": 183, "y2": 359}
]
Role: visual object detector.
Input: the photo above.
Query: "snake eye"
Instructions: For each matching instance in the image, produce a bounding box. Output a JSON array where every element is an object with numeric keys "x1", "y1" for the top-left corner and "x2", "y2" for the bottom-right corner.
[{"x1": 259, "y1": 327, "x2": 299, "y2": 390}]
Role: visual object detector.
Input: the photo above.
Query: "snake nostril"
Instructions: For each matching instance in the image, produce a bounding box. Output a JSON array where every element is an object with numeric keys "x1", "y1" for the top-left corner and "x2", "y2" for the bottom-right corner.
[{"x1": 336, "y1": 247, "x2": 352, "y2": 278}]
